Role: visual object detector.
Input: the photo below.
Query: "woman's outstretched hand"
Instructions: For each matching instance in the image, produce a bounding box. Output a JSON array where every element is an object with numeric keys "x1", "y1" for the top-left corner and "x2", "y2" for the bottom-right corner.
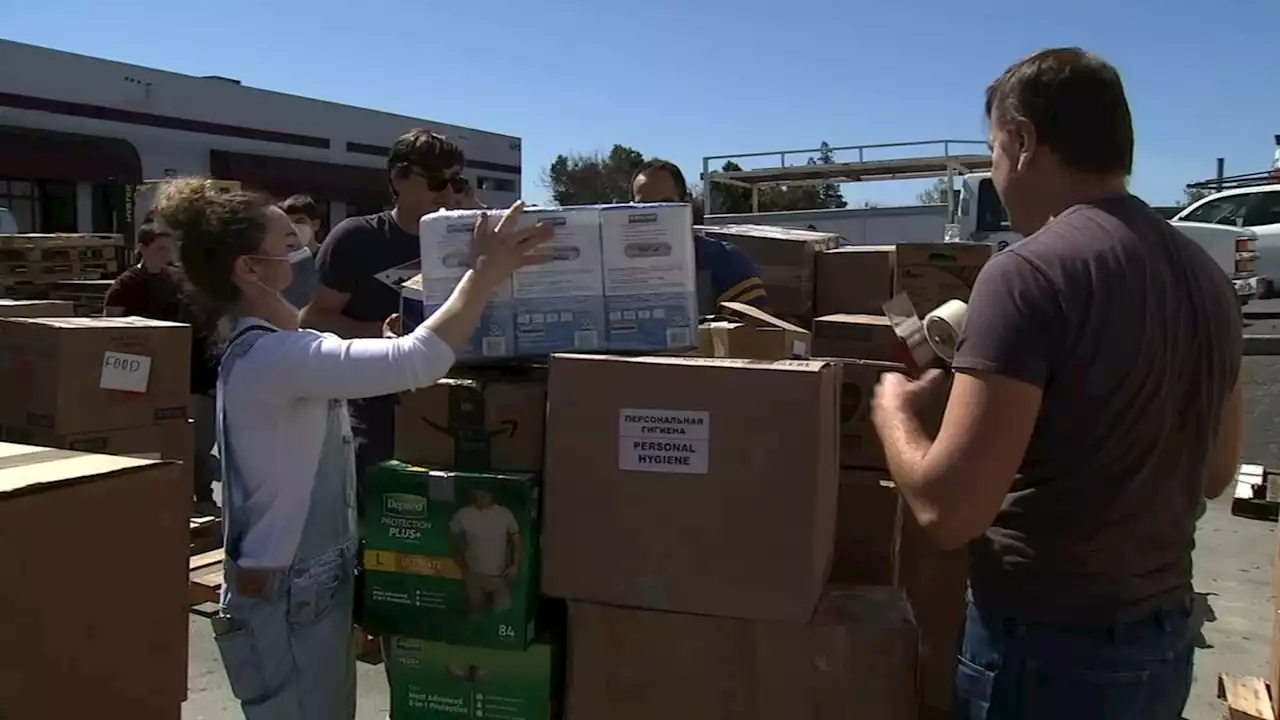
[{"x1": 469, "y1": 200, "x2": 555, "y2": 286}]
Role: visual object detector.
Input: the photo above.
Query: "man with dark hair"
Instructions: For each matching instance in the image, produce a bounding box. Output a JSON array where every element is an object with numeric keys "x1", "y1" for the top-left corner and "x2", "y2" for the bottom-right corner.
[
  {"x1": 105, "y1": 223, "x2": 222, "y2": 517},
  {"x1": 871, "y1": 48, "x2": 1241, "y2": 719},
  {"x1": 631, "y1": 159, "x2": 769, "y2": 313},
  {"x1": 279, "y1": 193, "x2": 324, "y2": 251}
]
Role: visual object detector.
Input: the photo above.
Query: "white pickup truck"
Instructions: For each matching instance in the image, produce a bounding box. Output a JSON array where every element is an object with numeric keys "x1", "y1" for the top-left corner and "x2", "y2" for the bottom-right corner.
[{"x1": 1171, "y1": 183, "x2": 1279, "y2": 298}]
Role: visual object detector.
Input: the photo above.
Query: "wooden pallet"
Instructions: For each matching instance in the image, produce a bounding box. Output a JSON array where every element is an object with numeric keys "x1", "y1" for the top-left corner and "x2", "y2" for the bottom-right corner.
[
  {"x1": 0, "y1": 258, "x2": 118, "y2": 277},
  {"x1": 1219, "y1": 673, "x2": 1275, "y2": 719},
  {"x1": 189, "y1": 548, "x2": 224, "y2": 617},
  {"x1": 0, "y1": 233, "x2": 124, "y2": 250},
  {"x1": 1232, "y1": 464, "x2": 1280, "y2": 522},
  {"x1": 190, "y1": 515, "x2": 222, "y2": 554}
]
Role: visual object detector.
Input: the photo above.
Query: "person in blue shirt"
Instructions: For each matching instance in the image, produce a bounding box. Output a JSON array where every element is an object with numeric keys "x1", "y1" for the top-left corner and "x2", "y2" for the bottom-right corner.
[{"x1": 631, "y1": 160, "x2": 769, "y2": 314}]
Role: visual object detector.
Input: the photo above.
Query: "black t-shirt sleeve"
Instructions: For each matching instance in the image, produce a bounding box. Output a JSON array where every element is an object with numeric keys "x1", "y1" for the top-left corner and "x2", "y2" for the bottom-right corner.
[
  {"x1": 951, "y1": 250, "x2": 1063, "y2": 389},
  {"x1": 315, "y1": 218, "x2": 368, "y2": 295},
  {"x1": 103, "y1": 270, "x2": 143, "y2": 313}
]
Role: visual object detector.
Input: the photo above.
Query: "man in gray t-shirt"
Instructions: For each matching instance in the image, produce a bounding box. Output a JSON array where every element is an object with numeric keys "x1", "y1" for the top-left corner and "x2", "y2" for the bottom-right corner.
[{"x1": 872, "y1": 48, "x2": 1242, "y2": 720}]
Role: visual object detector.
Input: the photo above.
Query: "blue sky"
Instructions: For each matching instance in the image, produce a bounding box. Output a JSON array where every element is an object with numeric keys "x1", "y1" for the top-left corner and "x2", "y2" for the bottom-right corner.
[{"x1": 3, "y1": 0, "x2": 1277, "y2": 207}]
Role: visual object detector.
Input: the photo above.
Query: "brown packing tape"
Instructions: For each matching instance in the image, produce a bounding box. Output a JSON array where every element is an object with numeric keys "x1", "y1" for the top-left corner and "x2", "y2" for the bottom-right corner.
[{"x1": 718, "y1": 301, "x2": 808, "y2": 334}]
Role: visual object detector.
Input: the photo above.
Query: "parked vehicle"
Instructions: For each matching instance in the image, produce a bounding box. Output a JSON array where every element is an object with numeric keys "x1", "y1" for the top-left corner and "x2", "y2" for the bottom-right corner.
[{"x1": 1172, "y1": 183, "x2": 1280, "y2": 298}]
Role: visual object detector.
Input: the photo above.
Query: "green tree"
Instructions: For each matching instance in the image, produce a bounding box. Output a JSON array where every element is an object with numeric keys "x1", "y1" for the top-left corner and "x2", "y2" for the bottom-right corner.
[
  {"x1": 543, "y1": 144, "x2": 646, "y2": 205},
  {"x1": 917, "y1": 177, "x2": 952, "y2": 205},
  {"x1": 813, "y1": 141, "x2": 847, "y2": 209},
  {"x1": 1181, "y1": 186, "x2": 1212, "y2": 207}
]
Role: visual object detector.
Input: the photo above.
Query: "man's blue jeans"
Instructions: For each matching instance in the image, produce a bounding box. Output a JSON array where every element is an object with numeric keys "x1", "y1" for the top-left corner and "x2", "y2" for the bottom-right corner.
[{"x1": 954, "y1": 596, "x2": 1195, "y2": 720}]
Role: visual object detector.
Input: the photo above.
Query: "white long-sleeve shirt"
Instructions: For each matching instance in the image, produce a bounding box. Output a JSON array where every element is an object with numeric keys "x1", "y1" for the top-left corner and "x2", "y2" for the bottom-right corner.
[{"x1": 221, "y1": 316, "x2": 456, "y2": 568}]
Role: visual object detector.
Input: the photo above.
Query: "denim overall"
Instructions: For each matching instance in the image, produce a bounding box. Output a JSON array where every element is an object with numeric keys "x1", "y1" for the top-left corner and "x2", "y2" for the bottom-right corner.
[{"x1": 210, "y1": 325, "x2": 360, "y2": 720}]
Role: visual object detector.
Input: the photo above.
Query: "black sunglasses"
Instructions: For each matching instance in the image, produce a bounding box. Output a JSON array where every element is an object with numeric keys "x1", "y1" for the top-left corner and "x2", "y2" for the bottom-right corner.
[{"x1": 405, "y1": 167, "x2": 469, "y2": 194}]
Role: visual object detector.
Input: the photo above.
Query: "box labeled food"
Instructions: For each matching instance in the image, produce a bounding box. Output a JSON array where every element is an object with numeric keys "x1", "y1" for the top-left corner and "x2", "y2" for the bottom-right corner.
[
  {"x1": 0, "y1": 316, "x2": 190, "y2": 434},
  {"x1": 566, "y1": 587, "x2": 917, "y2": 720},
  {"x1": 599, "y1": 203, "x2": 698, "y2": 352},
  {"x1": 894, "y1": 242, "x2": 993, "y2": 316},
  {"x1": 386, "y1": 636, "x2": 556, "y2": 720},
  {"x1": 815, "y1": 246, "x2": 895, "y2": 316},
  {"x1": 511, "y1": 206, "x2": 606, "y2": 355},
  {"x1": 362, "y1": 461, "x2": 540, "y2": 649},
  {"x1": 542, "y1": 353, "x2": 840, "y2": 622},
  {"x1": 396, "y1": 369, "x2": 547, "y2": 473}
]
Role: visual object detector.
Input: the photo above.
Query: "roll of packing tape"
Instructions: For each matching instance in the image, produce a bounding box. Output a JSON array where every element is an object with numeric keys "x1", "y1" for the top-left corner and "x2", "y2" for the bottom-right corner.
[{"x1": 923, "y1": 299, "x2": 969, "y2": 362}]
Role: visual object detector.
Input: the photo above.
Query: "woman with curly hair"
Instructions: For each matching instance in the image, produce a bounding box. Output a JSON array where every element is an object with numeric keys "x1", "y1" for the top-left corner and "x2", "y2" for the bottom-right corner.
[{"x1": 151, "y1": 178, "x2": 550, "y2": 719}]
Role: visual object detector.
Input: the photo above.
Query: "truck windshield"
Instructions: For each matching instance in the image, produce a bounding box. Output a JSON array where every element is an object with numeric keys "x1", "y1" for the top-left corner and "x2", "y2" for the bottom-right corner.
[{"x1": 976, "y1": 178, "x2": 1011, "y2": 232}]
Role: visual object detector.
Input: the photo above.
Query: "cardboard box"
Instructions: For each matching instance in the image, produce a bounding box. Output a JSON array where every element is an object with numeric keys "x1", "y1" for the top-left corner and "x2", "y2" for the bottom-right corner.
[
  {"x1": 0, "y1": 421, "x2": 165, "y2": 458},
  {"x1": 833, "y1": 470, "x2": 899, "y2": 586},
  {"x1": 0, "y1": 299, "x2": 75, "y2": 318},
  {"x1": 894, "y1": 242, "x2": 993, "y2": 316},
  {"x1": 893, "y1": 498, "x2": 969, "y2": 715},
  {"x1": 0, "y1": 316, "x2": 191, "y2": 435},
  {"x1": 697, "y1": 301, "x2": 810, "y2": 360},
  {"x1": 832, "y1": 359, "x2": 899, "y2": 469},
  {"x1": 812, "y1": 313, "x2": 904, "y2": 363},
  {"x1": 386, "y1": 636, "x2": 555, "y2": 720},
  {"x1": 565, "y1": 587, "x2": 918, "y2": 720},
  {"x1": 396, "y1": 369, "x2": 547, "y2": 473},
  {"x1": 815, "y1": 246, "x2": 895, "y2": 316},
  {"x1": 541, "y1": 353, "x2": 840, "y2": 622},
  {"x1": 0, "y1": 442, "x2": 187, "y2": 717},
  {"x1": 699, "y1": 224, "x2": 840, "y2": 323},
  {"x1": 362, "y1": 462, "x2": 540, "y2": 649}
]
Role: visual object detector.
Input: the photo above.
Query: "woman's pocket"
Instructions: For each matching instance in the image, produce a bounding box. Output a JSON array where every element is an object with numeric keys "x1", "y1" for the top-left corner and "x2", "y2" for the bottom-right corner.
[
  {"x1": 288, "y1": 553, "x2": 349, "y2": 628},
  {"x1": 210, "y1": 603, "x2": 294, "y2": 705}
]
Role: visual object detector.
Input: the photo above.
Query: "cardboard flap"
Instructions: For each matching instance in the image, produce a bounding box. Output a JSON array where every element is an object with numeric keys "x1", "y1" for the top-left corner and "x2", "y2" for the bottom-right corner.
[{"x1": 720, "y1": 302, "x2": 808, "y2": 334}]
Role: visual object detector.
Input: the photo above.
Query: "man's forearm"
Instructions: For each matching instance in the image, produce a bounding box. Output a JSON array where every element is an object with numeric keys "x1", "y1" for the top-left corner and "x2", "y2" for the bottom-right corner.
[
  {"x1": 298, "y1": 306, "x2": 382, "y2": 338},
  {"x1": 878, "y1": 409, "x2": 937, "y2": 516}
]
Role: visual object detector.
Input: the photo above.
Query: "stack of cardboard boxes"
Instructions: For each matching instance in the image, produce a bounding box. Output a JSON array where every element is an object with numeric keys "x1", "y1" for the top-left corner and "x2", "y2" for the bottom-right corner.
[
  {"x1": 380, "y1": 204, "x2": 999, "y2": 718},
  {"x1": 540, "y1": 351, "x2": 919, "y2": 720},
  {"x1": 812, "y1": 241, "x2": 994, "y2": 719},
  {"x1": 365, "y1": 369, "x2": 557, "y2": 720},
  {"x1": 0, "y1": 305, "x2": 196, "y2": 718}
]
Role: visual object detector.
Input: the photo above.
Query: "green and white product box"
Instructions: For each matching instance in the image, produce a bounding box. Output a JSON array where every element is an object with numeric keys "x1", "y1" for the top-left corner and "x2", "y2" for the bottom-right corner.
[
  {"x1": 387, "y1": 637, "x2": 555, "y2": 720},
  {"x1": 362, "y1": 461, "x2": 540, "y2": 649}
]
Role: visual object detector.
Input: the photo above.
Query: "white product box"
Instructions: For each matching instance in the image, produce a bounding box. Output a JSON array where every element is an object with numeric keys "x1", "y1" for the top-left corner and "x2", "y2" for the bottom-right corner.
[
  {"x1": 415, "y1": 210, "x2": 514, "y2": 360},
  {"x1": 598, "y1": 203, "x2": 698, "y2": 352},
  {"x1": 511, "y1": 206, "x2": 606, "y2": 355}
]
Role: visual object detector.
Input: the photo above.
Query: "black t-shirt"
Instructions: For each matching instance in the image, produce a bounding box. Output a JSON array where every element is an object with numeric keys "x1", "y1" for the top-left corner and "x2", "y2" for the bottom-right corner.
[
  {"x1": 314, "y1": 211, "x2": 420, "y2": 465},
  {"x1": 954, "y1": 195, "x2": 1242, "y2": 624}
]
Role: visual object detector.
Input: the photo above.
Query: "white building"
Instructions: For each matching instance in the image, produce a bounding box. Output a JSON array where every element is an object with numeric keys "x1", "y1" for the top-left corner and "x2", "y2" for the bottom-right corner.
[{"x1": 0, "y1": 39, "x2": 522, "y2": 237}]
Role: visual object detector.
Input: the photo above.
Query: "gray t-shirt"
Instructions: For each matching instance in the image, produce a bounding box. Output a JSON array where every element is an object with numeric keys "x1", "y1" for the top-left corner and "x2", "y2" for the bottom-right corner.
[{"x1": 954, "y1": 194, "x2": 1242, "y2": 624}]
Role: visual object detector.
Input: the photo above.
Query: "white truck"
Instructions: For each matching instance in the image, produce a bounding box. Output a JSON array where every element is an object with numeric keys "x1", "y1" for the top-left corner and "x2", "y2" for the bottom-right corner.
[{"x1": 702, "y1": 142, "x2": 1258, "y2": 304}]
